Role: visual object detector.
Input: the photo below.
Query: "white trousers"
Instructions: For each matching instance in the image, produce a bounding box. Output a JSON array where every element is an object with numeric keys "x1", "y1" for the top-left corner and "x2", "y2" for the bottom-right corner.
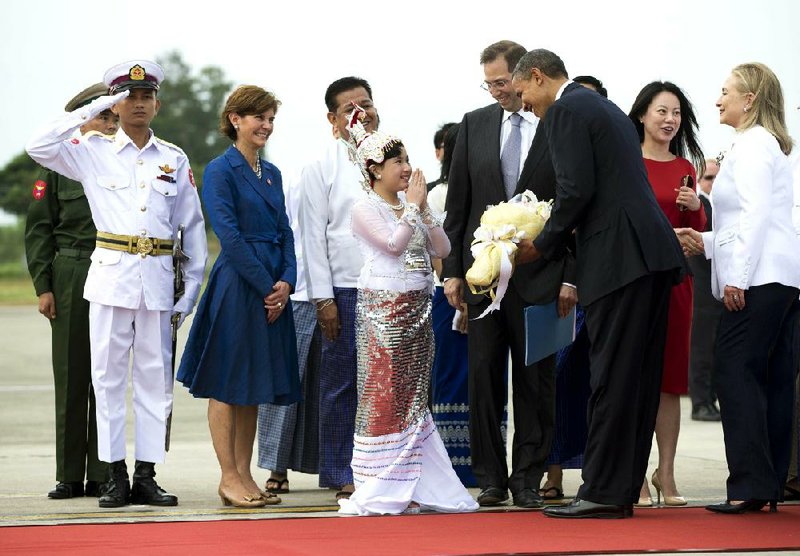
[{"x1": 89, "y1": 299, "x2": 173, "y2": 464}]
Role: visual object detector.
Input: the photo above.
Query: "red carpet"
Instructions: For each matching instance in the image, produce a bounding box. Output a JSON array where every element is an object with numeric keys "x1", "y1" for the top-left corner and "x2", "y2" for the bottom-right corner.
[{"x1": 2, "y1": 506, "x2": 800, "y2": 555}]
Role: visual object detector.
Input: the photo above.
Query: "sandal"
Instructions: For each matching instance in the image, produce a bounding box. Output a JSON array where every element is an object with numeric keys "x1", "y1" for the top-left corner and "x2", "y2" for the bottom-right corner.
[
  {"x1": 539, "y1": 485, "x2": 564, "y2": 500},
  {"x1": 335, "y1": 490, "x2": 353, "y2": 500},
  {"x1": 261, "y1": 491, "x2": 282, "y2": 505},
  {"x1": 265, "y1": 477, "x2": 290, "y2": 494}
]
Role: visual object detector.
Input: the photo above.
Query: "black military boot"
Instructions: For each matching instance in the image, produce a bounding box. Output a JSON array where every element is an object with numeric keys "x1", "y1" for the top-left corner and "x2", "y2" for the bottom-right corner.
[
  {"x1": 129, "y1": 461, "x2": 178, "y2": 506},
  {"x1": 98, "y1": 460, "x2": 130, "y2": 508}
]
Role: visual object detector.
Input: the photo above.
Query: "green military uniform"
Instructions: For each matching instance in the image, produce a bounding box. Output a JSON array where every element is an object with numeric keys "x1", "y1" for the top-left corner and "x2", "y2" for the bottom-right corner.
[{"x1": 25, "y1": 167, "x2": 108, "y2": 489}]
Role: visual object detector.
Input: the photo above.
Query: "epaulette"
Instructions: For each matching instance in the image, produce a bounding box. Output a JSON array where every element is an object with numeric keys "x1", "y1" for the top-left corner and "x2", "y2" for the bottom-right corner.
[
  {"x1": 83, "y1": 130, "x2": 115, "y2": 141},
  {"x1": 155, "y1": 137, "x2": 186, "y2": 156}
]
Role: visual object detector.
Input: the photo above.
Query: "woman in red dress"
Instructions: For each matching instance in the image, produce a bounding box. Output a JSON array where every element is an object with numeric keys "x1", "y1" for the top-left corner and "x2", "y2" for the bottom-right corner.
[{"x1": 629, "y1": 82, "x2": 706, "y2": 507}]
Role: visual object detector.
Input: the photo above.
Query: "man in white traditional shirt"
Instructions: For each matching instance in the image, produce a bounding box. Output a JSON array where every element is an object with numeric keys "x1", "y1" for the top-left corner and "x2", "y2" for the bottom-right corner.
[
  {"x1": 298, "y1": 77, "x2": 378, "y2": 500},
  {"x1": 26, "y1": 60, "x2": 207, "y2": 508}
]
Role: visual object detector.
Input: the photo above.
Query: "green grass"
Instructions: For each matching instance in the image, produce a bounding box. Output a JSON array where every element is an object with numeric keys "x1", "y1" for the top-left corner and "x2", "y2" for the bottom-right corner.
[
  {"x1": 0, "y1": 234, "x2": 221, "y2": 306},
  {"x1": 0, "y1": 276, "x2": 36, "y2": 305}
]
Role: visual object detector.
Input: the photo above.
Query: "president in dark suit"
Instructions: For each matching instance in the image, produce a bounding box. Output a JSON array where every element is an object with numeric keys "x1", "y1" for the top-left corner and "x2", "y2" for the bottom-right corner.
[
  {"x1": 443, "y1": 41, "x2": 576, "y2": 509},
  {"x1": 511, "y1": 49, "x2": 685, "y2": 518}
]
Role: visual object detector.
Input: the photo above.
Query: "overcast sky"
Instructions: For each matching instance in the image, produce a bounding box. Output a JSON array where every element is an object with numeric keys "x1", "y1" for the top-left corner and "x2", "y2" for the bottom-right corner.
[{"x1": 2, "y1": 0, "x2": 799, "y2": 185}]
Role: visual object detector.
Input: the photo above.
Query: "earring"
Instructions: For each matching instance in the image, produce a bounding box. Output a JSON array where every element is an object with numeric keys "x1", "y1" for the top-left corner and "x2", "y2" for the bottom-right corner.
[
  {"x1": 375, "y1": 174, "x2": 382, "y2": 180},
  {"x1": 743, "y1": 106, "x2": 749, "y2": 113},
  {"x1": 234, "y1": 124, "x2": 240, "y2": 130}
]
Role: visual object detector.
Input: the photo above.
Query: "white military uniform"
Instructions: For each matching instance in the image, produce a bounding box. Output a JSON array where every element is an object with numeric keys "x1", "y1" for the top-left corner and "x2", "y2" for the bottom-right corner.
[{"x1": 26, "y1": 91, "x2": 207, "y2": 464}]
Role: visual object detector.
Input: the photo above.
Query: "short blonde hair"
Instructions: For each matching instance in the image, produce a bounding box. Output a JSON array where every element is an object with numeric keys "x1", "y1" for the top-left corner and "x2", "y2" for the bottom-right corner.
[{"x1": 730, "y1": 63, "x2": 793, "y2": 155}]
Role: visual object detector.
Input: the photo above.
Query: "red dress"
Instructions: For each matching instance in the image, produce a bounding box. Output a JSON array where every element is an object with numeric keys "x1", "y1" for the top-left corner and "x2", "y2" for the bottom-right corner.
[{"x1": 644, "y1": 158, "x2": 706, "y2": 394}]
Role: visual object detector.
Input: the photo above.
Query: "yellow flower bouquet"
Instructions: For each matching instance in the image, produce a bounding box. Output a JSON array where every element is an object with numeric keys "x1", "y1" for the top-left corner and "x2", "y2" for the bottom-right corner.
[{"x1": 466, "y1": 191, "x2": 552, "y2": 318}]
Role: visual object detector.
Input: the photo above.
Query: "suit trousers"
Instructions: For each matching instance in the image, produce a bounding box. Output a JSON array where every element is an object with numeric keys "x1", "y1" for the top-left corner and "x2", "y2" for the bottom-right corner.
[
  {"x1": 578, "y1": 271, "x2": 672, "y2": 506},
  {"x1": 688, "y1": 302, "x2": 723, "y2": 408},
  {"x1": 467, "y1": 284, "x2": 555, "y2": 494},
  {"x1": 89, "y1": 297, "x2": 173, "y2": 464},
  {"x1": 51, "y1": 254, "x2": 107, "y2": 482},
  {"x1": 714, "y1": 283, "x2": 800, "y2": 501}
]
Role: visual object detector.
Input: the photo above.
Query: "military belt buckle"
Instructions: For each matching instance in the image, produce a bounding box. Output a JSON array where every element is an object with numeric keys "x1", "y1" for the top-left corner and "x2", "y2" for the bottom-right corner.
[{"x1": 135, "y1": 236, "x2": 154, "y2": 258}]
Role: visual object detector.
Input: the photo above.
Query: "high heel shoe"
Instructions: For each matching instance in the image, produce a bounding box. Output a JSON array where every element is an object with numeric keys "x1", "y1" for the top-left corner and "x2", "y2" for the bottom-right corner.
[
  {"x1": 651, "y1": 469, "x2": 686, "y2": 506},
  {"x1": 635, "y1": 476, "x2": 652, "y2": 507},
  {"x1": 705, "y1": 499, "x2": 777, "y2": 514},
  {"x1": 218, "y1": 487, "x2": 267, "y2": 508}
]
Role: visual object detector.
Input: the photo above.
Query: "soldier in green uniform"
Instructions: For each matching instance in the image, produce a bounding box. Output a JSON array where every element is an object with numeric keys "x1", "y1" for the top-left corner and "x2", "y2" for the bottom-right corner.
[{"x1": 25, "y1": 83, "x2": 119, "y2": 499}]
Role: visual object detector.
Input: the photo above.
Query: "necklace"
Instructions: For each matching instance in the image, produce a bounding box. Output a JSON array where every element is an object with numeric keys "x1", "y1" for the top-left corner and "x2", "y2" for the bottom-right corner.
[
  {"x1": 234, "y1": 144, "x2": 261, "y2": 179},
  {"x1": 380, "y1": 195, "x2": 403, "y2": 211}
]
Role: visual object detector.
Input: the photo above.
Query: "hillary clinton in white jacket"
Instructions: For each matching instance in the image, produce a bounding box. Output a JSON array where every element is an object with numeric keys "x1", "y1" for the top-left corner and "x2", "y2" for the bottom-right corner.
[{"x1": 680, "y1": 62, "x2": 800, "y2": 514}]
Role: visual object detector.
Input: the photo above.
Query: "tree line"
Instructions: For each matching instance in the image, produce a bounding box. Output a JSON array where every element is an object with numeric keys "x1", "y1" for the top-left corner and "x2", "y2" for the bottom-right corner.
[{"x1": 0, "y1": 51, "x2": 233, "y2": 216}]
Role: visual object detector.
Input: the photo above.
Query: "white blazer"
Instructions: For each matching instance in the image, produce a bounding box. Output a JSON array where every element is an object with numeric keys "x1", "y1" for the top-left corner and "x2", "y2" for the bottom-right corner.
[
  {"x1": 792, "y1": 152, "x2": 800, "y2": 236},
  {"x1": 26, "y1": 94, "x2": 208, "y2": 313},
  {"x1": 702, "y1": 126, "x2": 800, "y2": 300}
]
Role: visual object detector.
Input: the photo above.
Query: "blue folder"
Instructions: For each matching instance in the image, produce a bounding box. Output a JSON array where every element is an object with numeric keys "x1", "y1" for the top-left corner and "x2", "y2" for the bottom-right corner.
[{"x1": 524, "y1": 301, "x2": 577, "y2": 365}]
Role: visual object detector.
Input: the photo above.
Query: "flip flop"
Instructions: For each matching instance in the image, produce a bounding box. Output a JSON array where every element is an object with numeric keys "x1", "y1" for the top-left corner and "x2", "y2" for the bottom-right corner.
[
  {"x1": 539, "y1": 486, "x2": 564, "y2": 500},
  {"x1": 265, "y1": 478, "x2": 290, "y2": 494},
  {"x1": 335, "y1": 490, "x2": 353, "y2": 500}
]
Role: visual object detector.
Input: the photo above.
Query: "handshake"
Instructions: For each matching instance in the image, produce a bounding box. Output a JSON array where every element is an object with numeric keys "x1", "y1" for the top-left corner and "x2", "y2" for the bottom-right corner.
[{"x1": 675, "y1": 228, "x2": 704, "y2": 257}]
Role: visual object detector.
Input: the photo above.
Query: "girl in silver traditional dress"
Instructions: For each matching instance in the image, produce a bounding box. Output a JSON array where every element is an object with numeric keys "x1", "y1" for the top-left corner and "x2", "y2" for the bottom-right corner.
[{"x1": 337, "y1": 107, "x2": 479, "y2": 516}]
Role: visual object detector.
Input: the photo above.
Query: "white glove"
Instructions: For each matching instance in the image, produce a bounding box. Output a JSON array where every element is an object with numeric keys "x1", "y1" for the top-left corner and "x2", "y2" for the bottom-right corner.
[
  {"x1": 87, "y1": 90, "x2": 129, "y2": 113},
  {"x1": 173, "y1": 297, "x2": 195, "y2": 329},
  {"x1": 173, "y1": 312, "x2": 187, "y2": 329}
]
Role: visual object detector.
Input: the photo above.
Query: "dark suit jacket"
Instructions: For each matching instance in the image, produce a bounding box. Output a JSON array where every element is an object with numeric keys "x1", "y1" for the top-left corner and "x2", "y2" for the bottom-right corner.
[
  {"x1": 687, "y1": 195, "x2": 717, "y2": 310},
  {"x1": 533, "y1": 83, "x2": 685, "y2": 306},
  {"x1": 443, "y1": 103, "x2": 575, "y2": 305}
]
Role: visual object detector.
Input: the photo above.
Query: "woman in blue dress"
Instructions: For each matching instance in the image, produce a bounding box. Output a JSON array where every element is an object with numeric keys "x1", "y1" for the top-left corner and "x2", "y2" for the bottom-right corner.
[{"x1": 177, "y1": 85, "x2": 300, "y2": 508}]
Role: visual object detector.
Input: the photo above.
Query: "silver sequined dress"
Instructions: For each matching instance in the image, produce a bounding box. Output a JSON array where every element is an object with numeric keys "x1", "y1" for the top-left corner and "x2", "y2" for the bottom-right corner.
[{"x1": 338, "y1": 192, "x2": 478, "y2": 516}]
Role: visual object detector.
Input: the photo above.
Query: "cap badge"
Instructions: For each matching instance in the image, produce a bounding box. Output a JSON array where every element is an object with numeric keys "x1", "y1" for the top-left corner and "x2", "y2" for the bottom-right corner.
[
  {"x1": 159, "y1": 164, "x2": 176, "y2": 174},
  {"x1": 129, "y1": 64, "x2": 146, "y2": 81}
]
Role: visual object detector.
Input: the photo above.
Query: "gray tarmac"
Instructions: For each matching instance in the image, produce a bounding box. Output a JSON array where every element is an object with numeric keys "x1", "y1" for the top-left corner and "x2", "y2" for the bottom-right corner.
[{"x1": 0, "y1": 305, "x2": 796, "y2": 555}]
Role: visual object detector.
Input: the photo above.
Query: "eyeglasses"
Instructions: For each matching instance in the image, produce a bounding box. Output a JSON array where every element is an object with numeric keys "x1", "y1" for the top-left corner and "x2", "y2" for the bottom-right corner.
[{"x1": 480, "y1": 79, "x2": 509, "y2": 91}]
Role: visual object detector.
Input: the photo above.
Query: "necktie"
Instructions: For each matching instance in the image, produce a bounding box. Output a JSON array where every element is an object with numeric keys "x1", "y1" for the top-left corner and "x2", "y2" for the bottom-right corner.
[{"x1": 501, "y1": 112, "x2": 522, "y2": 199}]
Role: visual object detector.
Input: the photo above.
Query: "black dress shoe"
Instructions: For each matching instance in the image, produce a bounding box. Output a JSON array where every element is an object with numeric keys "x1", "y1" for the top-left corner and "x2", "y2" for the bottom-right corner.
[
  {"x1": 543, "y1": 498, "x2": 630, "y2": 519},
  {"x1": 705, "y1": 499, "x2": 777, "y2": 514},
  {"x1": 48, "y1": 481, "x2": 84, "y2": 499},
  {"x1": 692, "y1": 403, "x2": 721, "y2": 422},
  {"x1": 84, "y1": 480, "x2": 103, "y2": 497},
  {"x1": 477, "y1": 486, "x2": 509, "y2": 506},
  {"x1": 513, "y1": 488, "x2": 544, "y2": 508},
  {"x1": 99, "y1": 460, "x2": 130, "y2": 508},
  {"x1": 129, "y1": 461, "x2": 178, "y2": 506}
]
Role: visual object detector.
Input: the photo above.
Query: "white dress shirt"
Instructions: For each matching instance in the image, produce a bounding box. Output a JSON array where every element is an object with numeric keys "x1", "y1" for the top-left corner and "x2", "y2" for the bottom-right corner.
[
  {"x1": 499, "y1": 110, "x2": 538, "y2": 175},
  {"x1": 298, "y1": 139, "x2": 366, "y2": 300},
  {"x1": 555, "y1": 80, "x2": 574, "y2": 101},
  {"x1": 351, "y1": 193, "x2": 450, "y2": 294},
  {"x1": 791, "y1": 151, "x2": 800, "y2": 236},
  {"x1": 282, "y1": 171, "x2": 309, "y2": 302},
  {"x1": 701, "y1": 125, "x2": 800, "y2": 299},
  {"x1": 25, "y1": 93, "x2": 207, "y2": 313}
]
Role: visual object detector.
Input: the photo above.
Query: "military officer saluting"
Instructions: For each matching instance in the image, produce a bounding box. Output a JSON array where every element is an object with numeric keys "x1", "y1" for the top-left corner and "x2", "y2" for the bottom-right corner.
[
  {"x1": 25, "y1": 83, "x2": 119, "y2": 500},
  {"x1": 26, "y1": 60, "x2": 208, "y2": 508}
]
